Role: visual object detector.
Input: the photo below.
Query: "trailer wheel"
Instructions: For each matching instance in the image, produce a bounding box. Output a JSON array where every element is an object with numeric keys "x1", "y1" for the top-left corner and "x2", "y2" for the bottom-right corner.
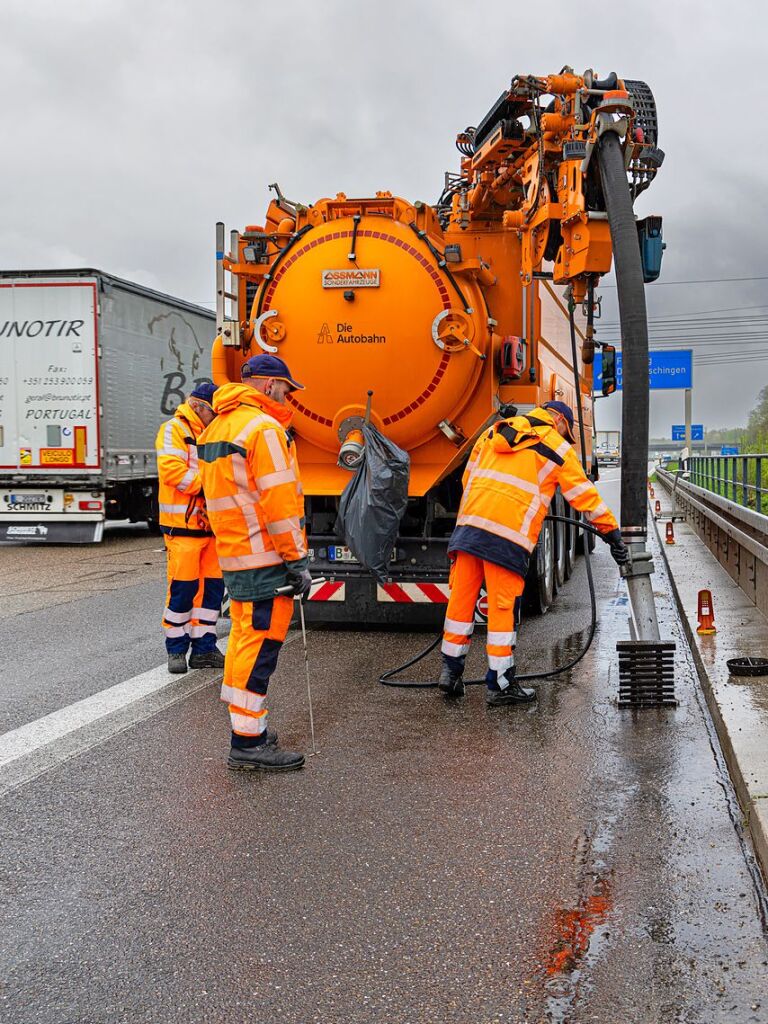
[
  {"x1": 552, "y1": 491, "x2": 567, "y2": 591},
  {"x1": 525, "y1": 519, "x2": 554, "y2": 614}
]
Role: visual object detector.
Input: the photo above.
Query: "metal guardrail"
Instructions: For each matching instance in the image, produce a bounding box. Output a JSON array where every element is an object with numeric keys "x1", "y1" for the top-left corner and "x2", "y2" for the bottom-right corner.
[
  {"x1": 688, "y1": 454, "x2": 768, "y2": 515},
  {"x1": 656, "y1": 468, "x2": 768, "y2": 567}
]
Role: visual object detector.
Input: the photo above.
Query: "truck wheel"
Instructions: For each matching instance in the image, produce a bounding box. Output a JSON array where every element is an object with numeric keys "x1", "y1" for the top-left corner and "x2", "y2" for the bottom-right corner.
[
  {"x1": 564, "y1": 502, "x2": 577, "y2": 580},
  {"x1": 146, "y1": 517, "x2": 162, "y2": 536},
  {"x1": 553, "y1": 491, "x2": 567, "y2": 591},
  {"x1": 525, "y1": 520, "x2": 554, "y2": 614}
]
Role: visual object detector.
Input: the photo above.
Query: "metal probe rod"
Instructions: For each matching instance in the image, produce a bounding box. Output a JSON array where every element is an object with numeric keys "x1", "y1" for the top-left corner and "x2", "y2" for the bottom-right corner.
[{"x1": 275, "y1": 576, "x2": 326, "y2": 756}]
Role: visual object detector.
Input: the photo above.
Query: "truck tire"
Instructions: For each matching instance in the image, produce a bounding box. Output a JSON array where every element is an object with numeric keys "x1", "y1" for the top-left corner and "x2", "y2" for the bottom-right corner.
[
  {"x1": 564, "y1": 501, "x2": 577, "y2": 580},
  {"x1": 525, "y1": 519, "x2": 554, "y2": 614},
  {"x1": 552, "y1": 491, "x2": 567, "y2": 591}
]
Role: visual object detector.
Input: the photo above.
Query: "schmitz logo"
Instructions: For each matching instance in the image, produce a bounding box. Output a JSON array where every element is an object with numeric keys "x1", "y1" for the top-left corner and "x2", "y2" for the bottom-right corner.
[
  {"x1": 321, "y1": 269, "x2": 380, "y2": 289},
  {"x1": 6, "y1": 524, "x2": 48, "y2": 536}
]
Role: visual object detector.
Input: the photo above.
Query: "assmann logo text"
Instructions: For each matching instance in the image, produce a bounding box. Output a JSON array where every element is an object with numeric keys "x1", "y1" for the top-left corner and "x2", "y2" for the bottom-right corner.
[{"x1": 317, "y1": 322, "x2": 387, "y2": 345}]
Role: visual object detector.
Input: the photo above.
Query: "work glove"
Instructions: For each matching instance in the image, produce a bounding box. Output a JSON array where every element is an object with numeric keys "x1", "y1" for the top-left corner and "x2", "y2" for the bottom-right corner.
[
  {"x1": 285, "y1": 564, "x2": 313, "y2": 597},
  {"x1": 603, "y1": 528, "x2": 629, "y2": 566}
]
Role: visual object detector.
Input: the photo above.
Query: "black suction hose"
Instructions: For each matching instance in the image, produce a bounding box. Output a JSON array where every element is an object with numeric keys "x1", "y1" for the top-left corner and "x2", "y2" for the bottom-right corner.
[
  {"x1": 597, "y1": 130, "x2": 649, "y2": 538},
  {"x1": 379, "y1": 303, "x2": 600, "y2": 690},
  {"x1": 379, "y1": 515, "x2": 599, "y2": 687}
]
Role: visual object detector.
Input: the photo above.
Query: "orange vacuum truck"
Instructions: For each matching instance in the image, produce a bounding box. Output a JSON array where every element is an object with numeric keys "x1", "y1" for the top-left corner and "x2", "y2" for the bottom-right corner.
[{"x1": 212, "y1": 68, "x2": 664, "y2": 625}]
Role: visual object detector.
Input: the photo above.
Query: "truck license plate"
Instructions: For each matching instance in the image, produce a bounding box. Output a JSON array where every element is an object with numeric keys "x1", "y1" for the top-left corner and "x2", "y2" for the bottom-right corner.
[
  {"x1": 328, "y1": 546, "x2": 358, "y2": 563},
  {"x1": 4, "y1": 489, "x2": 64, "y2": 512}
]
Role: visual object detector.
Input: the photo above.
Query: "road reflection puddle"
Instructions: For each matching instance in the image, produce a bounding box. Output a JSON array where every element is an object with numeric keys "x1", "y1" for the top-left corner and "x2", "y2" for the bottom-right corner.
[{"x1": 542, "y1": 828, "x2": 616, "y2": 1023}]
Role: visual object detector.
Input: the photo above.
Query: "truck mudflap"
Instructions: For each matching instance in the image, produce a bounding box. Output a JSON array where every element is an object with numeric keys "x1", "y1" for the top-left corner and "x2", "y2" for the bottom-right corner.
[{"x1": 0, "y1": 521, "x2": 104, "y2": 544}]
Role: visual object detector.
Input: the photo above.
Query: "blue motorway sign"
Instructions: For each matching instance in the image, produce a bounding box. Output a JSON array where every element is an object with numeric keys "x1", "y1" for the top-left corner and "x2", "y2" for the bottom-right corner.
[
  {"x1": 672, "y1": 424, "x2": 703, "y2": 441},
  {"x1": 593, "y1": 349, "x2": 693, "y2": 392},
  {"x1": 721, "y1": 445, "x2": 740, "y2": 456}
]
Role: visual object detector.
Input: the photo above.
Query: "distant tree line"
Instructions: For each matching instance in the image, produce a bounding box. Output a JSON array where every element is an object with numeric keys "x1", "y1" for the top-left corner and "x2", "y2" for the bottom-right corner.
[{"x1": 648, "y1": 385, "x2": 768, "y2": 452}]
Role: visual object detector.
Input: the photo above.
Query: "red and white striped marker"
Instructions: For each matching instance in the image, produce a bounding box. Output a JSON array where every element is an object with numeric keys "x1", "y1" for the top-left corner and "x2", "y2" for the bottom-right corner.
[
  {"x1": 308, "y1": 580, "x2": 345, "y2": 602},
  {"x1": 377, "y1": 582, "x2": 450, "y2": 603}
]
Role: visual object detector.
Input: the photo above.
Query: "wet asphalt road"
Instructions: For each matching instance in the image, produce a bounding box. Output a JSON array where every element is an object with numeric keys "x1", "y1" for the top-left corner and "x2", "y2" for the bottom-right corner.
[{"x1": 2, "y1": 476, "x2": 768, "y2": 1024}]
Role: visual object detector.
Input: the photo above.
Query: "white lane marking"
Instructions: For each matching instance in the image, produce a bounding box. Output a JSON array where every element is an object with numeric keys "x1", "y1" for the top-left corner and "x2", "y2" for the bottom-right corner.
[
  {"x1": 0, "y1": 650, "x2": 224, "y2": 771},
  {"x1": 0, "y1": 632, "x2": 301, "y2": 795}
]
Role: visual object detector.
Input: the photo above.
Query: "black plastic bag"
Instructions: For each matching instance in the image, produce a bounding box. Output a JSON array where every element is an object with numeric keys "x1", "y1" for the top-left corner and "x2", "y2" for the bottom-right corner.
[{"x1": 335, "y1": 423, "x2": 410, "y2": 583}]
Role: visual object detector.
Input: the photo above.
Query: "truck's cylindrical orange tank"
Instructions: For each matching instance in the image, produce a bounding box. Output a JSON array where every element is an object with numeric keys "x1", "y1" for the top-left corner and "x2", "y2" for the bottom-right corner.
[{"x1": 255, "y1": 214, "x2": 487, "y2": 453}]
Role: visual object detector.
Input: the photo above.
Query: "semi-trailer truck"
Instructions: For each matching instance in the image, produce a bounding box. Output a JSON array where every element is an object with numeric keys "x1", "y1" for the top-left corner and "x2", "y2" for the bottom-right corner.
[{"x1": 0, "y1": 270, "x2": 215, "y2": 543}]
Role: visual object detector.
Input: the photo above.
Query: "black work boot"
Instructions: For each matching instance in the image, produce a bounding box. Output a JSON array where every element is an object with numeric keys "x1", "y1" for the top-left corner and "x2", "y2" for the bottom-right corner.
[
  {"x1": 167, "y1": 652, "x2": 188, "y2": 674},
  {"x1": 486, "y1": 675, "x2": 536, "y2": 706},
  {"x1": 438, "y1": 663, "x2": 465, "y2": 698},
  {"x1": 189, "y1": 648, "x2": 225, "y2": 669},
  {"x1": 228, "y1": 743, "x2": 305, "y2": 772}
]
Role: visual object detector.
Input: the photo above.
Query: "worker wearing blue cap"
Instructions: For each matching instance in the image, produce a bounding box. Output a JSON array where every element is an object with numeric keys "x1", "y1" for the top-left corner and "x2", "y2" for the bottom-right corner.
[
  {"x1": 197, "y1": 353, "x2": 310, "y2": 771},
  {"x1": 155, "y1": 382, "x2": 226, "y2": 674},
  {"x1": 439, "y1": 401, "x2": 627, "y2": 706}
]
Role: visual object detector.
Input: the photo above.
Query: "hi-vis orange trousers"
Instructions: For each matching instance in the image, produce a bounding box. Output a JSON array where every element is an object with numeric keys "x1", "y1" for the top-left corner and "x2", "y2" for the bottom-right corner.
[
  {"x1": 163, "y1": 535, "x2": 223, "y2": 655},
  {"x1": 441, "y1": 551, "x2": 525, "y2": 688},
  {"x1": 220, "y1": 595, "x2": 294, "y2": 745}
]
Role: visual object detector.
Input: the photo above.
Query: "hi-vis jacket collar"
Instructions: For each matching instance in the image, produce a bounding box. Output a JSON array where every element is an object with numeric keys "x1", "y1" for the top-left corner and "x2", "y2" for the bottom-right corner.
[
  {"x1": 212, "y1": 383, "x2": 294, "y2": 427},
  {"x1": 490, "y1": 407, "x2": 567, "y2": 455},
  {"x1": 174, "y1": 401, "x2": 206, "y2": 436}
]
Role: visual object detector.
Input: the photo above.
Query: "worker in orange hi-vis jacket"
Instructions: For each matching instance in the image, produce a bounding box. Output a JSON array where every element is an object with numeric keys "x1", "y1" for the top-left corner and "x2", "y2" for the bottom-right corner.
[
  {"x1": 155, "y1": 383, "x2": 225, "y2": 675},
  {"x1": 198, "y1": 354, "x2": 311, "y2": 773},
  {"x1": 439, "y1": 401, "x2": 628, "y2": 706}
]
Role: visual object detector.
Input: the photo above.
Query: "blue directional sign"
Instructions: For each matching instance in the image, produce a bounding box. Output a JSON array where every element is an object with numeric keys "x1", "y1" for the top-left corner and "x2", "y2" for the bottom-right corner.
[
  {"x1": 721, "y1": 445, "x2": 740, "y2": 456},
  {"x1": 672, "y1": 424, "x2": 703, "y2": 441},
  {"x1": 593, "y1": 349, "x2": 693, "y2": 391}
]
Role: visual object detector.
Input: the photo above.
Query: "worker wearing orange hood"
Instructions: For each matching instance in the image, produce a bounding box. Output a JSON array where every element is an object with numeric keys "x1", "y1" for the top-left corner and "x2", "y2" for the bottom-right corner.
[
  {"x1": 439, "y1": 402, "x2": 627, "y2": 706},
  {"x1": 198, "y1": 354, "x2": 311, "y2": 772},
  {"x1": 156, "y1": 383, "x2": 225, "y2": 675}
]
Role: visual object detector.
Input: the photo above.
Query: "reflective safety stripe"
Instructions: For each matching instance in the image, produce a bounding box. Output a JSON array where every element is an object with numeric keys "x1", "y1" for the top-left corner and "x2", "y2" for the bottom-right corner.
[
  {"x1": 495, "y1": 657, "x2": 516, "y2": 688},
  {"x1": 584, "y1": 501, "x2": 609, "y2": 522},
  {"x1": 538, "y1": 460, "x2": 560, "y2": 485},
  {"x1": 441, "y1": 639, "x2": 470, "y2": 657},
  {"x1": 264, "y1": 429, "x2": 288, "y2": 472},
  {"x1": 519, "y1": 495, "x2": 541, "y2": 538},
  {"x1": 487, "y1": 630, "x2": 515, "y2": 646},
  {"x1": 233, "y1": 412, "x2": 279, "y2": 445},
  {"x1": 206, "y1": 490, "x2": 261, "y2": 511},
  {"x1": 444, "y1": 617, "x2": 474, "y2": 636},
  {"x1": 164, "y1": 625, "x2": 188, "y2": 638},
  {"x1": 160, "y1": 447, "x2": 189, "y2": 459},
  {"x1": 256, "y1": 468, "x2": 296, "y2": 490},
  {"x1": 457, "y1": 513, "x2": 535, "y2": 551},
  {"x1": 488, "y1": 653, "x2": 514, "y2": 673},
  {"x1": 189, "y1": 623, "x2": 217, "y2": 638},
  {"x1": 192, "y1": 606, "x2": 219, "y2": 623},
  {"x1": 221, "y1": 684, "x2": 268, "y2": 714},
  {"x1": 218, "y1": 550, "x2": 283, "y2": 570},
  {"x1": 159, "y1": 503, "x2": 189, "y2": 515},
  {"x1": 562, "y1": 480, "x2": 594, "y2": 502},
  {"x1": 163, "y1": 608, "x2": 192, "y2": 624},
  {"x1": 178, "y1": 467, "x2": 198, "y2": 493},
  {"x1": 266, "y1": 516, "x2": 303, "y2": 535},
  {"x1": 473, "y1": 468, "x2": 540, "y2": 494},
  {"x1": 229, "y1": 710, "x2": 267, "y2": 735}
]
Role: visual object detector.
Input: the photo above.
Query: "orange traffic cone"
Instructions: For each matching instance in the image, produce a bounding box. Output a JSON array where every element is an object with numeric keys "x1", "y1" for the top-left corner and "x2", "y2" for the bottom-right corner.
[
  {"x1": 665, "y1": 522, "x2": 675, "y2": 545},
  {"x1": 650, "y1": 486, "x2": 655, "y2": 498},
  {"x1": 655, "y1": 500, "x2": 661, "y2": 515},
  {"x1": 696, "y1": 590, "x2": 717, "y2": 635}
]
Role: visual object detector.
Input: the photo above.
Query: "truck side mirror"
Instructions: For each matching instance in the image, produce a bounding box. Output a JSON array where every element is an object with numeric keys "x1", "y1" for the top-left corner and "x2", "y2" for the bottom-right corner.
[{"x1": 601, "y1": 345, "x2": 617, "y2": 396}]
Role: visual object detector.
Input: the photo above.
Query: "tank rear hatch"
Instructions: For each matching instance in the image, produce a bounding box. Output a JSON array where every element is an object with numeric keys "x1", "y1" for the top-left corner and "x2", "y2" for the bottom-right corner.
[{"x1": 250, "y1": 211, "x2": 492, "y2": 495}]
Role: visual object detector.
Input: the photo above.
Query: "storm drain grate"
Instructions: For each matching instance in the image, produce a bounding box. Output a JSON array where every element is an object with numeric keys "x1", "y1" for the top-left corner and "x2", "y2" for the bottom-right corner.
[{"x1": 617, "y1": 641, "x2": 677, "y2": 707}]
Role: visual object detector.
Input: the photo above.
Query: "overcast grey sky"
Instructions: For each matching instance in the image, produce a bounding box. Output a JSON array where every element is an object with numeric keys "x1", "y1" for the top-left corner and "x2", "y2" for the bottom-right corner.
[{"x1": 1, "y1": 0, "x2": 765, "y2": 437}]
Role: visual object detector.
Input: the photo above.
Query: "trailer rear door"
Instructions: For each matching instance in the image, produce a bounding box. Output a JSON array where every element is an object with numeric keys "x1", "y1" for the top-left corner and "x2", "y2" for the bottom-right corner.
[{"x1": 0, "y1": 279, "x2": 100, "y2": 472}]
